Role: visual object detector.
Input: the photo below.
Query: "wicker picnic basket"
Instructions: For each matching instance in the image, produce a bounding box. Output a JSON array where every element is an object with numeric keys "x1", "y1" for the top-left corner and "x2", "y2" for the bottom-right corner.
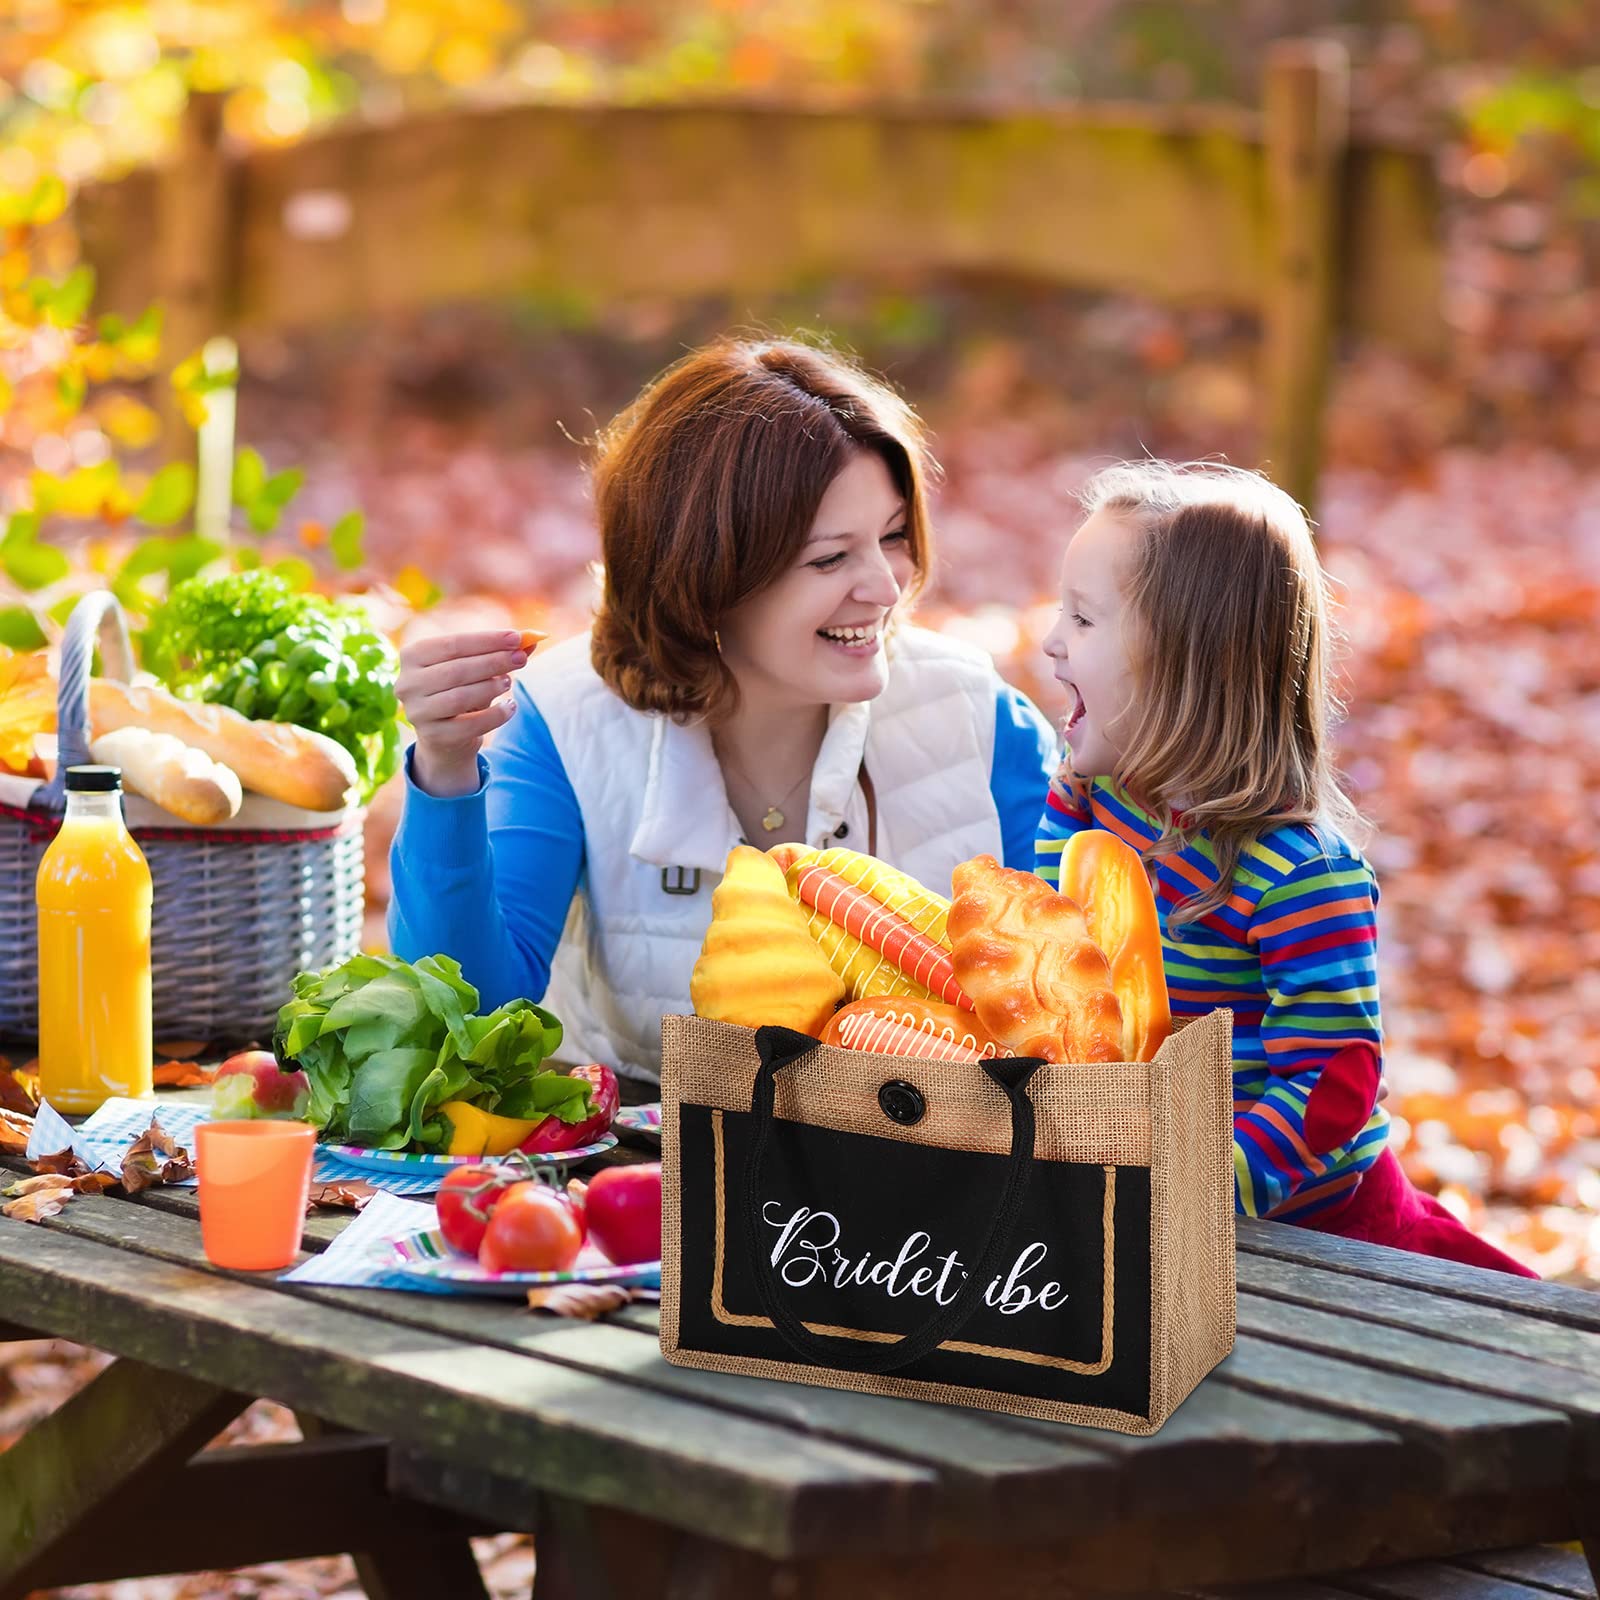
[{"x1": 0, "y1": 590, "x2": 365, "y2": 1048}]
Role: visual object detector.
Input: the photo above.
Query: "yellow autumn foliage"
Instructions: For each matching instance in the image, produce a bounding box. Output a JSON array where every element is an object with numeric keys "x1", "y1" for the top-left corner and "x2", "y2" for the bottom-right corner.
[{"x1": 0, "y1": 651, "x2": 55, "y2": 775}]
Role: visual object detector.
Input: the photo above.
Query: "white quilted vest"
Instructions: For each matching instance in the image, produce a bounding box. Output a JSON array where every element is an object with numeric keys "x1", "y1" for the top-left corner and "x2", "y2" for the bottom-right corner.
[{"x1": 521, "y1": 625, "x2": 1004, "y2": 1084}]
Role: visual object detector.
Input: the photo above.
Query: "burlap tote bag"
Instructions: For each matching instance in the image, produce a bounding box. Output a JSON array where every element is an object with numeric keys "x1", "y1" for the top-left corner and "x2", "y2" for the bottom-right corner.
[{"x1": 659, "y1": 1008, "x2": 1235, "y2": 1434}]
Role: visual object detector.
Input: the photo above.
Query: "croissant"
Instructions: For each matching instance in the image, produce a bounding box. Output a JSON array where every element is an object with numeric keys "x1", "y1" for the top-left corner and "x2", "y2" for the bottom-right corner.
[
  {"x1": 948, "y1": 854, "x2": 1124, "y2": 1064},
  {"x1": 690, "y1": 846, "x2": 845, "y2": 1036},
  {"x1": 1059, "y1": 831, "x2": 1171, "y2": 1063}
]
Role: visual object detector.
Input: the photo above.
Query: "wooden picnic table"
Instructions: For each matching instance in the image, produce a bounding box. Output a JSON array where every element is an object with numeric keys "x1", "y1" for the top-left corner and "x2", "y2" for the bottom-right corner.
[{"x1": 2, "y1": 1127, "x2": 1598, "y2": 1600}]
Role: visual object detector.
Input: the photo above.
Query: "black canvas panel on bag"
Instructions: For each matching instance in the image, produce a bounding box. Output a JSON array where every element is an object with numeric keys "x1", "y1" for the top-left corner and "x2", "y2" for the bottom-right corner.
[{"x1": 675, "y1": 1102, "x2": 1153, "y2": 1417}]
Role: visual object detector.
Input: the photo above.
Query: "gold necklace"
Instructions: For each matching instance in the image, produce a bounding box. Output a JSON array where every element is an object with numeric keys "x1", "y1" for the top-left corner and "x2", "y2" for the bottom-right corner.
[{"x1": 719, "y1": 750, "x2": 811, "y2": 833}]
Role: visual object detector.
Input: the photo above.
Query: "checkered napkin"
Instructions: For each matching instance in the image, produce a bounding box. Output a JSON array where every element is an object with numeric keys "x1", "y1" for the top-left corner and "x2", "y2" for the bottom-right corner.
[
  {"x1": 30, "y1": 1098, "x2": 447, "y2": 1197},
  {"x1": 279, "y1": 1191, "x2": 455, "y2": 1293}
]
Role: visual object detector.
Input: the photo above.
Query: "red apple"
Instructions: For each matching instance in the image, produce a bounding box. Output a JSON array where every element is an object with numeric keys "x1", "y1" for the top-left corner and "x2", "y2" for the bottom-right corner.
[
  {"x1": 581, "y1": 1162, "x2": 661, "y2": 1266},
  {"x1": 213, "y1": 1050, "x2": 310, "y2": 1121}
]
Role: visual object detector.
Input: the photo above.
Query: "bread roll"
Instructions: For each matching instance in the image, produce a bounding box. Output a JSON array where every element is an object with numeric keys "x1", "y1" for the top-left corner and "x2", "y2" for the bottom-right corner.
[
  {"x1": 1059, "y1": 831, "x2": 1171, "y2": 1062},
  {"x1": 90, "y1": 678, "x2": 356, "y2": 812},
  {"x1": 948, "y1": 854, "x2": 1123, "y2": 1065},
  {"x1": 89, "y1": 728, "x2": 243, "y2": 825}
]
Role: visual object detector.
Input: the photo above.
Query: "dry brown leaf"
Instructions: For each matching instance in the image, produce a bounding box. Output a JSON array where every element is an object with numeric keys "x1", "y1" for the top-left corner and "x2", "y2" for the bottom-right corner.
[
  {"x1": 121, "y1": 1116, "x2": 194, "y2": 1194},
  {"x1": 27, "y1": 1150, "x2": 115, "y2": 1195},
  {"x1": 4, "y1": 1173, "x2": 75, "y2": 1200},
  {"x1": 0, "y1": 1067, "x2": 38, "y2": 1116},
  {"x1": 0, "y1": 650, "x2": 54, "y2": 775},
  {"x1": 307, "y1": 1181, "x2": 376, "y2": 1212},
  {"x1": 153, "y1": 1060, "x2": 215, "y2": 1088},
  {"x1": 0, "y1": 1108, "x2": 32, "y2": 1154},
  {"x1": 526, "y1": 1283, "x2": 632, "y2": 1319},
  {"x1": 2, "y1": 1186, "x2": 70, "y2": 1222},
  {"x1": 33, "y1": 1148, "x2": 86, "y2": 1176}
]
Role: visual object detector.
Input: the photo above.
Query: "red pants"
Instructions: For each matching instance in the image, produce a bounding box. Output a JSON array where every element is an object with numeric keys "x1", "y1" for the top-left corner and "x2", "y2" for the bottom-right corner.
[{"x1": 1296, "y1": 1148, "x2": 1537, "y2": 1278}]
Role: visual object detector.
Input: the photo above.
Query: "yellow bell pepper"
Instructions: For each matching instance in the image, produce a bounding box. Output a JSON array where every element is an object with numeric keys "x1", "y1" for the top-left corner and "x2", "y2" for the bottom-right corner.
[{"x1": 437, "y1": 1100, "x2": 541, "y2": 1157}]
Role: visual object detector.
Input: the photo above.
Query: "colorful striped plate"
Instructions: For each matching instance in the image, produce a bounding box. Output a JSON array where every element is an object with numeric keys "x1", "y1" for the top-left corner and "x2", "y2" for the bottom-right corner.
[
  {"x1": 613, "y1": 1103, "x2": 662, "y2": 1136},
  {"x1": 322, "y1": 1133, "x2": 616, "y2": 1180},
  {"x1": 391, "y1": 1228, "x2": 661, "y2": 1295}
]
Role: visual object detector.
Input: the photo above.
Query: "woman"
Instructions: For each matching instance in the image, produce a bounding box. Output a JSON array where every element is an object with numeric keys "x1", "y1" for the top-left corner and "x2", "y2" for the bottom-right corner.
[{"x1": 389, "y1": 338, "x2": 1056, "y2": 1085}]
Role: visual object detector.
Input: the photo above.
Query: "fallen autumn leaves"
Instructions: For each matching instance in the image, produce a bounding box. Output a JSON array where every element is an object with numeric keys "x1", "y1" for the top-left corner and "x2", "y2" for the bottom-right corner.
[{"x1": 0, "y1": 1112, "x2": 193, "y2": 1220}]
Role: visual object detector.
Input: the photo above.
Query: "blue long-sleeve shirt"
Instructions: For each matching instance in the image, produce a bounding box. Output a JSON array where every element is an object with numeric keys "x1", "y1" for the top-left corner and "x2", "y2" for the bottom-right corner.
[{"x1": 389, "y1": 679, "x2": 1057, "y2": 1010}]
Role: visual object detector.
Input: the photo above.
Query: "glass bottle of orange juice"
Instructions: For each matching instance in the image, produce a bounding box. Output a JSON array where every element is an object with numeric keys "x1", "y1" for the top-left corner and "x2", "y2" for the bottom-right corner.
[{"x1": 36, "y1": 765, "x2": 153, "y2": 1113}]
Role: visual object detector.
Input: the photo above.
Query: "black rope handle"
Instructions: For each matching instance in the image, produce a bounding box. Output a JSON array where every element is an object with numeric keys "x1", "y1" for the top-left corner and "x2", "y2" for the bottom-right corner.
[{"x1": 740, "y1": 1025, "x2": 1043, "y2": 1375}]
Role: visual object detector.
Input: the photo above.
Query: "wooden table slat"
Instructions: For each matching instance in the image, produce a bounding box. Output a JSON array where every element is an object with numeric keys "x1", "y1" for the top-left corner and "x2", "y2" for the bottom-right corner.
[
  {"x1": 1456, "y1": 1546, "x2": 1600, "y2": 1599},
  {"x1": 0, "y1": 1214, "x2": 935, "y2": 1561},
  {"x1": 610, "y1": 1299, "x2": 1578, "y2": 1519},
  {"x1": 1208, "y1": 1337, "x2": 1576, "y2": 1498},
  {"x1": 1331, "y1": 1559, "x2": 1587, "y2": 1600},
  {"x1": 1237, "y1": 1291, "x2": 1600, "y2": 1462},
  {"x1": 12, "y1": 1435, "x2": 492, "y2": 1592},
  {"x1": 1239, "y1": 1254, "x2": 1600, "y2": 1379},
  {"x1": 607, "y1": 1302, "x2": 1414, "y2": 1504},
  {"x1": 1190, "y1": 1583, "x2": 1380, "y2": 1600},
  {"x1": 1237, "y1": 1221, "x2": 1600, "y2": 1334}
]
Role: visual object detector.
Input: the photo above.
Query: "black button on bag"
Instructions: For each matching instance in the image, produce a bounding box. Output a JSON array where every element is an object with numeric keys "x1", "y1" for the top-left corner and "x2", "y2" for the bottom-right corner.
[{"x1": 878, "y1": 1079, "x2": 926, "y2": 1126}]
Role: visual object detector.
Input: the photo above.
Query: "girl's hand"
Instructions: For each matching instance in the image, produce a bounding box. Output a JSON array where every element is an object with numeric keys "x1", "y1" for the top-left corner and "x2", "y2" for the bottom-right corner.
[{"x1": 398, "y1": 631, "x2": 531, "y2": 797}]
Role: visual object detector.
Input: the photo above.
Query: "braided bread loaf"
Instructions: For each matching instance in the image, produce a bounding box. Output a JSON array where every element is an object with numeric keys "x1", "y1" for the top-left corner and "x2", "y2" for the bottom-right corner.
[{"x1": 948, "y1": 855, "x2": 1123, "y2": 1064}]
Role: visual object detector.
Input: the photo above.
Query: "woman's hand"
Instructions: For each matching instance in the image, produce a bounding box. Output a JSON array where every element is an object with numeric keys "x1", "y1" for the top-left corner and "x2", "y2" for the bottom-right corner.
[{"x1": 398, "y1": 631, "x2": 531, "y2": 797}]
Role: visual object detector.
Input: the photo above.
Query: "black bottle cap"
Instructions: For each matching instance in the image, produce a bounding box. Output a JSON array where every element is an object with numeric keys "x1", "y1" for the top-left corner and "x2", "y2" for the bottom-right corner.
[{"x1": 64, "y1": 765, "x2": 122, "y2": 792}]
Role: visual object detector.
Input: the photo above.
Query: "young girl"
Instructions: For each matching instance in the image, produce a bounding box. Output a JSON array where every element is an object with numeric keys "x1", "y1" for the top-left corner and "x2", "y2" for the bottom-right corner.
[{"x1": 1035, "y1": 460, "x2": 1533, "y2": 1276}]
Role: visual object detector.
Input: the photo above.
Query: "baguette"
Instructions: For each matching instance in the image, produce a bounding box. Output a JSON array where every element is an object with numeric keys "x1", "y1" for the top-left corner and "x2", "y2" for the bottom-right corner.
[
  {"x1": 89, "y1": 728, "x2": 243, "y2": 825},
  {"x1": 90, "y1": 678, "x2": 356, "y2": 812},
  {"x1": 1059, "y1": 831, "x2": 1172, "y2": 1062}
]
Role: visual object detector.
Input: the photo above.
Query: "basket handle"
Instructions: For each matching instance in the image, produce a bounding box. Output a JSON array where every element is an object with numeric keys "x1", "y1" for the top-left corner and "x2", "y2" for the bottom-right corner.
[{"x1": 36, "y1": 589, "x2": 136, "y2": 812}]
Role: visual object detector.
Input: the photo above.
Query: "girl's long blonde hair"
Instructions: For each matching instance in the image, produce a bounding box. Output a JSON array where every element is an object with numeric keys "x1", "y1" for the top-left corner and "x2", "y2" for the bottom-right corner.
[{"x1": 1072, "y1": 460, "x2": 1366, "y2": 927}]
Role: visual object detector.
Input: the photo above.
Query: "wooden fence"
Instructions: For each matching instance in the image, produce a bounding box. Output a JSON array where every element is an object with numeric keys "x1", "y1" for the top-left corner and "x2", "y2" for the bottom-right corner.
[{"x1": 75, "y1": 39, "x2": 1441, "y2": 510}]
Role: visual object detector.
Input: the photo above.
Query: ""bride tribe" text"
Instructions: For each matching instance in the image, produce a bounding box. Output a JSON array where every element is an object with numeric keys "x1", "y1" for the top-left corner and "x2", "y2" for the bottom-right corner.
[{"x1": 762, "y1": 1202, "x2": 1076, "y2": 1316}]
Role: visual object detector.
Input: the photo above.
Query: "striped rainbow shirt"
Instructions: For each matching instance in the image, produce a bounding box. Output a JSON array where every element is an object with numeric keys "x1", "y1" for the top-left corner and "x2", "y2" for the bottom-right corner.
[{"x1": 1036, "y1": 778, "x2": 1389, "y2": 1222}]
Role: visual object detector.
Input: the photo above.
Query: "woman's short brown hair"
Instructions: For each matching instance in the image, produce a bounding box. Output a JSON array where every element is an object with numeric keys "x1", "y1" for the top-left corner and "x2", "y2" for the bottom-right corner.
[{"x1": 590, "y1": 337, "x2": 935, "y2": 721}]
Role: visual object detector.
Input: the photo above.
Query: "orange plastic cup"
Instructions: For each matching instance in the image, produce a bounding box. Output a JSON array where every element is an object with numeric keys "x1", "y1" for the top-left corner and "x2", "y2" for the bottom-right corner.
[{"x1": 195, "y1": 1120, "x2": 317, "y2": 1271}]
